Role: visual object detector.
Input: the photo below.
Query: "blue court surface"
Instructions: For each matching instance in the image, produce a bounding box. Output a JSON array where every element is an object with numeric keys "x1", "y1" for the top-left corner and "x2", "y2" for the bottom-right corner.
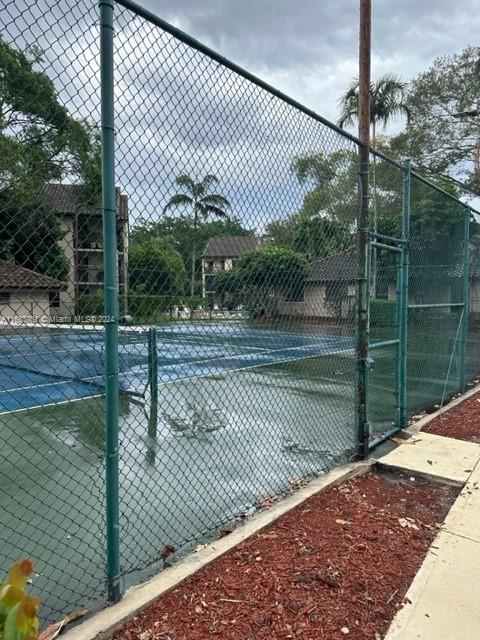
[{"x1": 0, "y1": 323, "x2": 354, "y2": 413}]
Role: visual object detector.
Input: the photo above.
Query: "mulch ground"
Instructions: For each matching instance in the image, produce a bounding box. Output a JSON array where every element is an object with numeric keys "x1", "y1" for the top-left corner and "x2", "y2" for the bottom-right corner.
[
  {"x1": 111, "y1": 471, "x2": 458, "y2": 640},
  {"x1": 422, "y1": 391, "x2": 480, "y2": 443}
]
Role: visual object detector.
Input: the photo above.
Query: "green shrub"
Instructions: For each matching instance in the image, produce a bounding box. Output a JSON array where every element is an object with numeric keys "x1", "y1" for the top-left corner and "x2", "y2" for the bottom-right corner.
[
  {"x1": 370, "y1": 299, "x2": 396, "y2": 327},
  {"x1": 128, "y1": 287, "x2": 176, "y2": 323},
  {"x1": 78, "y1": 288, "x2": 105, "y2": 317}
]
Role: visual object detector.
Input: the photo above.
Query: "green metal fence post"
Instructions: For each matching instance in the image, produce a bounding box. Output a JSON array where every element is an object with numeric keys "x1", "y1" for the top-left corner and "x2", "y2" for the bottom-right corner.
[
  {"x1": 100, "y1": 0, "x2": 121, "y2": 604},
  {"x1": 148, "y1": 327, "x2": 158, "y2": 438},
  {"x1": 394, "y1": 249, "x2": 403, "y2": 427},
  {"x1": 399, "y1": 159, "x2": 411, "y2": 429},
  {"x1": 459, "y1": 207, "x2": 470, "y2": 392}
]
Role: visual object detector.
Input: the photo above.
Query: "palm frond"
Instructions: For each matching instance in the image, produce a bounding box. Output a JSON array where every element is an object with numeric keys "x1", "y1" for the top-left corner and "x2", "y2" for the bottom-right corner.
[
  {"x1": 192, "y1": 174, "x2": 220, "y2": 199},
  {"x1": 175, "y1": 174, "x2": 195, "y2": 192},
  {"x1": 200, "y1": 193, "x2": 230, "y2": 209},
  {"x1": 198, "y1": 204, "x2": 229, "y2": 219},
  {"x1": 337, "y1": 78, "x2": 360, "y2": 128},
  {"x1": 163, "y1": 193, "x2": 193, "y2": 212},
  {"x1": 339, "y1": 73, "x2": 409, "y2": 130},
  {"x1": 201, "y1": 174, "x2": 219, "y2": 189}
]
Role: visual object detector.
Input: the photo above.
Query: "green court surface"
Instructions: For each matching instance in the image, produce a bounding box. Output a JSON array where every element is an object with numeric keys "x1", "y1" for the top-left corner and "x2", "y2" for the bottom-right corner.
[{"x1": 1, "y1": 320, "x2": 478, "y2": 623}]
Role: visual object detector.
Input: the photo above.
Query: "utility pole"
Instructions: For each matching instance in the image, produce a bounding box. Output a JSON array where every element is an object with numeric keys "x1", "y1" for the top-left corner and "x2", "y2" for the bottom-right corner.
[{"x1": 356, "y1": 0, "x2": 371, "y2": 458}]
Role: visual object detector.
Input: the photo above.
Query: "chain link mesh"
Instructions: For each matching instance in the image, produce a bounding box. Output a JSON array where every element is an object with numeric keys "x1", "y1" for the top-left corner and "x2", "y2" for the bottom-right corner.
[{"x1": 0, "y1": 0, "x2": 478, "y2": 626}]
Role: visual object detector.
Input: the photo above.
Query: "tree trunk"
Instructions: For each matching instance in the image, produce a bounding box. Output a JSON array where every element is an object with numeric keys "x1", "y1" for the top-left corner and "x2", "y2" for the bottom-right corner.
[{"x1": 190, "y1": 207, "x2": 197, "y2": 297}]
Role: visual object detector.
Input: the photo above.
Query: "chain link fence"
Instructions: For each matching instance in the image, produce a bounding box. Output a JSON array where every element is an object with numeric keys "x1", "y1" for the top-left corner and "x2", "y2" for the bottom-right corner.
[{"x1": 0, "y1": 0, "x2": 479, "y2": 626}]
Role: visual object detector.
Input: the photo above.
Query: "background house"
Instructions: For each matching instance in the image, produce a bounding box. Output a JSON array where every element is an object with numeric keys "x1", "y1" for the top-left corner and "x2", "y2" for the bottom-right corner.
[
  {"x1": 0, "y1": 259, "x2": 65, "y2": 319},
  {"x1": 38, "y1": 183, "x2": 129, "y2": 316},
  {"x1": 202, "y1": 235, "x2": 262, "y2": 298},
  {"x1": 280, "y1": 249, "x2": 357, "y2": 321}
]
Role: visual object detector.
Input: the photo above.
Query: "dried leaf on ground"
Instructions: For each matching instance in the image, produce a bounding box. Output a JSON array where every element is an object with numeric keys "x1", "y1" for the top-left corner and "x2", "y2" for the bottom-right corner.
[{"x1": 38, "y1": 608, "x2": 88, "y2": 640}]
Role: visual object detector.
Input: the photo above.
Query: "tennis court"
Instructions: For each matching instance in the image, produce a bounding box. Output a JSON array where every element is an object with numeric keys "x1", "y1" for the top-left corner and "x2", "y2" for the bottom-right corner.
[
  {"x1": 0, "y1": 321, "x2": 359, "y2": 623},
  {"x1": 0, "y1": 322, "x2": 355, "y2": 413}
]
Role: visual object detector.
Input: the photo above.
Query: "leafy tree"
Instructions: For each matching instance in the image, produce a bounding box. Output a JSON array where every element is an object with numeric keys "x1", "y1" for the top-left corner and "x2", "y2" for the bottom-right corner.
[
  {"x1": 291, "y1": 149, "x2": 359, "y2": 229},
  {"x1": 0, "y1": 38, "x2": 92, "y2": 192},
  {"x1": 129, "y1": 237, "x2": 185, "y2": 297},
  {"x1": 268, "y1": 213, "x2": 353, "y2": 260},
  {"x1": 0, "y1": 186, "x2": 69, "y2": 280},
  {"x1": 0, "y1": 38, "x2": 96, "y2": 278},
  {"x1": 395, "y1": 46, "x2": 480, "y2": 193},
  {"x1": 163, "y1": 174, "x2": 230, "y2": 295},
  {"x1": 131, "y1": 215, "x2": 253, "y2": 295},
  {"x1": 338, "y1": 74, "x2": 410, "y2": 292},
  {"x1": 215, "y1": 246, "x2": 308, "y2": 318}
]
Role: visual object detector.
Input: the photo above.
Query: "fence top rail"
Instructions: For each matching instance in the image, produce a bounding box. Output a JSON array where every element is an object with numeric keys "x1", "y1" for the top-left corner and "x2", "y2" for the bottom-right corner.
[{"x1": 114, "y1": 0, "x2": 479, "y2": 218}]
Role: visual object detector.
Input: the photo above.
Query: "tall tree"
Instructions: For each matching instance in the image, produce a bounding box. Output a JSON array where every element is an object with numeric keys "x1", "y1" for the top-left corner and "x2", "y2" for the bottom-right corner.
[
  {"x1": 0, "y1": 38, "x2": 95, "y2": 278},
  {"x1": 214, "y1": 245, "x2": 308, "y2": 318},
  {"x1": 338, "y1": 74, "x2": 409, "y2": 294},
  {"x1": 338, "y1": 74, "x2": 410, "y2": 143},
  {"x1": 163, "y1": 174, "x2": 230, "y2": 295},
  {"x1": 131, "y1": 215, "x2": 252, "y2": 281},
  {"x1": 0, "y1": 38, "x2": 92, "y2": 192},
  {"x1": 395, "y1": 46, "x2": 480, "y2": 194}
]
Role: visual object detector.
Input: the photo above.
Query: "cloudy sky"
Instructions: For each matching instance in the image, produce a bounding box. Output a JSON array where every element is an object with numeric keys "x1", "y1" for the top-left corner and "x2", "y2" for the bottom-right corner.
[
  {"x1": 4, "y1": 0, "x2": 480, "y2": 226},
  {"x1": 141, "y1": 0, "x2": 480, "y2": 133}
]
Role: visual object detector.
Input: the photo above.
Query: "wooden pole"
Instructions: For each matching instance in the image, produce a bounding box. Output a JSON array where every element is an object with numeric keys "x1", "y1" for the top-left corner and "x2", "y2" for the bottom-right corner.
[{"x1": 356, "y1": 0, "x2": 371, "y2": 458}]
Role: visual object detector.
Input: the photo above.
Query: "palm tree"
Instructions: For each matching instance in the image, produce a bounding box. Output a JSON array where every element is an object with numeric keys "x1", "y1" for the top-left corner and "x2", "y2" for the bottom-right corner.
[
  {"x1": 338, "y1": 73, "x2": 410, "y2": 144},
  {"x1": 163, "y1": 174, "x2": 230, "y2": 296},
  {"x1": 338, "y1": 74, "x2": 410, "y2": 296}
]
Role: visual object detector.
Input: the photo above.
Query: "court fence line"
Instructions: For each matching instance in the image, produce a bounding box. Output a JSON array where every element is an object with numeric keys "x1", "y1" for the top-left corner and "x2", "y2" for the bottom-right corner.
[{"x1": 0, "y1": 0, "x2": 478, "y2": 625}]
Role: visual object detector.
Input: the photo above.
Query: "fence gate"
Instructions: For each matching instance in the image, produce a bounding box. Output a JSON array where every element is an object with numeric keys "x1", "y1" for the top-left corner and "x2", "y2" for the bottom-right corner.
[
  {"x1": 364, "y1": 160, "x2": 472, "y2": 449},
  {"x1": 366, "y1": 232, "x2": 407, "y2": 445}
]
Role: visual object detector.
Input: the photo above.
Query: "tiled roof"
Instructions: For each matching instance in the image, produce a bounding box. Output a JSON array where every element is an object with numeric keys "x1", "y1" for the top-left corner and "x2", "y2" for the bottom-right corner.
[
  {"x1": 38, "y1": 183, "x2": 128, "y2": 220},
  {"x1": 202, "y1": 235, "x2": 262, "y2": 258},
  {"x1": 0, "y1": 260, "x2": 64, "y2": 290},
  {"x1": 307, "y1": 248, "x2": 357, "y2": 283}
]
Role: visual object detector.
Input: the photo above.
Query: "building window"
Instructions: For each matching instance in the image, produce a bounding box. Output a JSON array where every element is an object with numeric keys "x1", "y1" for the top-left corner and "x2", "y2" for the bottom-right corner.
[
  {"x1": 49, "y1": 291, "x2": 60, "y2": 308},
  {"x1": 0, "y1": 292, "x2": 10, "y2": 305},
  {"x1": 220, "y1": 260, "x2": 225, "y2": 270}
]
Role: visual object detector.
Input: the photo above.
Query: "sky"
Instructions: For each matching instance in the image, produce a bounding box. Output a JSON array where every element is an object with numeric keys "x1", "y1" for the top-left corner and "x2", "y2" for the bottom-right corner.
[
  {"x1": 141, "y1": 0, "x2": 480, "y2": 134},
  {"x1": 3, "y1": 0, "x2": 480, "y2": 226}
]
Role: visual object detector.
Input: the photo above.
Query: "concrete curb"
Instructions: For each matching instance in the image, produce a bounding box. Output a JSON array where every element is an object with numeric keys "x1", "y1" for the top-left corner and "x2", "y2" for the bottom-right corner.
[
  {"x1": 405, "y1": 382, "x2": 480, "y2": 435},
  {"x1": 62, "y1": 460, "x2": 373, "y2": 640},
  {"x1": 59, "y1": 385, "x2": 480, "y2": 640}
]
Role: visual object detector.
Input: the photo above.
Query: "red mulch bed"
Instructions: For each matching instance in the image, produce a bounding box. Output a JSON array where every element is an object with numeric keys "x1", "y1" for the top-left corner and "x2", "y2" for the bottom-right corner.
[
  {"x1": 422, "y1": 391, "x2": 480, "y2": 443},
  {"x1": 111, "y1": 472, "x2": 457, "y2": 640}
]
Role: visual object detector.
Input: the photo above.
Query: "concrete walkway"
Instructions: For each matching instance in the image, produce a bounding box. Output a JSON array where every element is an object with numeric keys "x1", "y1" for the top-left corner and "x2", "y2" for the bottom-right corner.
[{"x1": 376, "y1": 432, "x2": 480, "y2": 640}]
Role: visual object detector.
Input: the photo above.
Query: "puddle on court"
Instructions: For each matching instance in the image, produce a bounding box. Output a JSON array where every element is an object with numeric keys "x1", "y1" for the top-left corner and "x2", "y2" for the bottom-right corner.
[{"x1": 0, "y1": 360, "x2": 356, "y2": 624}]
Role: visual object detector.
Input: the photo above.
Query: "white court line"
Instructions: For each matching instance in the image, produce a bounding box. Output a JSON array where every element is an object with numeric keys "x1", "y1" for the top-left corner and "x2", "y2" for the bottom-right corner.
[
  {"x1": 0, "y1": 394, "x2": 104, "y2": 416},
  {"x1": 0, "y1": 335, "x2": 355, "y2": 414},
  {"x1": 0, "y1": 376, "x2": 103, "y2": 394},
  {"x1": 123, "y1": 338, "x2": 354, "y2": 377},
  {"x1": 125, "y1": 344, "x2": 356, "y2": 390}
]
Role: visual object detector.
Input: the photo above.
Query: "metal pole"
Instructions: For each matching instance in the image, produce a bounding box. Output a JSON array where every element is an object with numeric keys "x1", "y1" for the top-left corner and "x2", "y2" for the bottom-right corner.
[
  {"x1": 459, "y1": 207, "x2": 470, "y2": 391},
  {"x1": 394, "y1": 249, "x2": 402, "y2": 427},
  {"x1": 355, "y1": 0, "x2": 371, "y2": 459},
  {"x1": 100, "y1": 0, "x2": 121, "y2": 603},
  {"x1": 399, "y1": 159, "x2": 411, "y2": 429},
  {"x1": 148, "y1": 327, "x2": 158, "y2": 438}
]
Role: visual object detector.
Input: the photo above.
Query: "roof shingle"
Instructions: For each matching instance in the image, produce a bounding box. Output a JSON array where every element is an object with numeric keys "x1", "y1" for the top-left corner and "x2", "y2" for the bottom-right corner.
[
  {"x1": 38, "y1": 183, "x2": 128, "y2": 220},
  {"x1": 307, "y1": 248, "x2": 356, "y2": 283},
  {"x1": 202, "y1": 236, "x2": 261, "y2": 258},
  {"x1": 0, "y1": 260, "x2": 64, "y2": 290}
]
